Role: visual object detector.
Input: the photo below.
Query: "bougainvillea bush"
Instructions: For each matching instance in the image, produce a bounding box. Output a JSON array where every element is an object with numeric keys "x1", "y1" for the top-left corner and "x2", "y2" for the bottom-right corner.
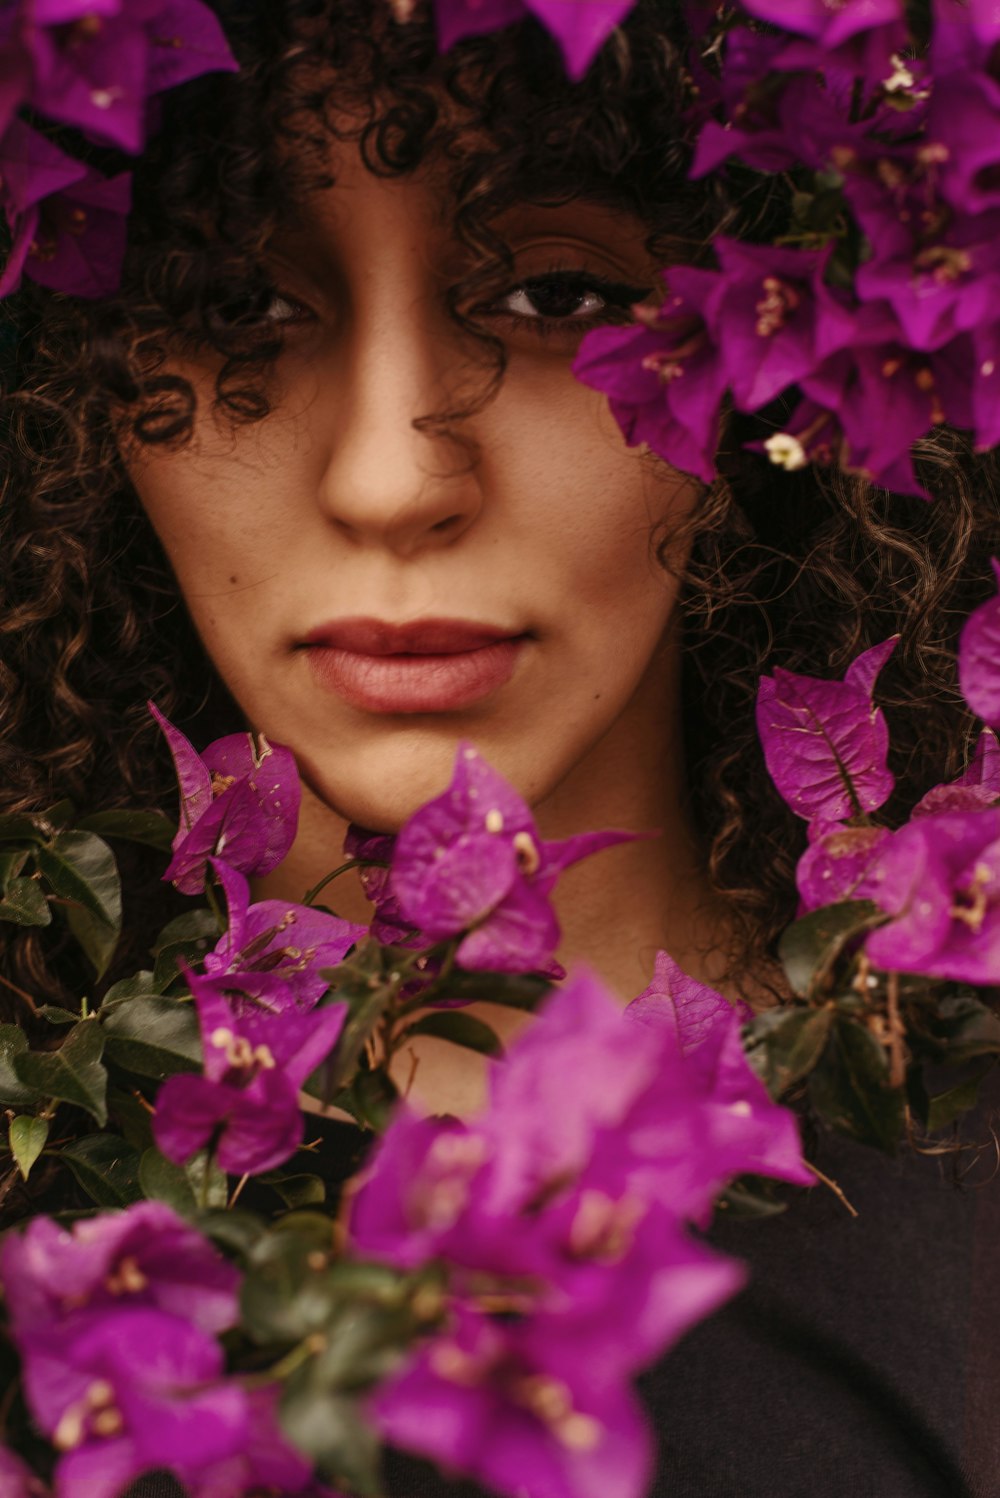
[{"x1": 3, "y1": 2, "x2": 1000, "y2": 1497}]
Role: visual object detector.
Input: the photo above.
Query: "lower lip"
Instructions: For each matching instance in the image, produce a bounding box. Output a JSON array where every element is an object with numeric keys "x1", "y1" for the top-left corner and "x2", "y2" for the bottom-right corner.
[{"x1": 306, "y1": 639, "x2": 525, "y2": 713}]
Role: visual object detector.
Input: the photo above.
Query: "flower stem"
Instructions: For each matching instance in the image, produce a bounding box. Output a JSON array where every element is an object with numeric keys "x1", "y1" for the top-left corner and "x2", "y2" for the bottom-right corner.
[{"x1": 303, "y1": 859, "x2": 363, "y2": 907}]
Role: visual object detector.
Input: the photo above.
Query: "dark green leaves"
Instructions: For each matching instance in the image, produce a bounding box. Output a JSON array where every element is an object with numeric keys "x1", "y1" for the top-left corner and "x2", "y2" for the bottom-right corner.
[
  {"x1": 78, "y1": 809, "x2": 176, "y2": 852},
  {"x1": 402, "y1": 1011, "x2": 503, "y2": 1056},
  {"x1": 9, "y1": 1115, "x2": 49, "y2": 1180},
  {"x1": 15, "y1": 1020, "x2": 107, "y2": 1124},
  {"x1": 0, "y1": 1024, "x2": 39, "y2": 1107},
  {"x1": 809, "y1": 1016, "x2": 905, "y2": 1153},
  {"x1": 743, "y1": 1006, "x2": 833, "y2": 1098},
  {"x1": 61, "y1": 1133, "x2": 143, "y2": 1208},
  {"x1": 101, "y1": 995, "x2": 201, "y2": 1079},
  {"x1": 36, "y1": 831, "x2": 122, "y2": 978},
  {"x1": 779, "y1": 901, "x2": 881, "y2": 1000},
  {"x1": 0, "y1": 877, "x2": 50, "y2": 927}
]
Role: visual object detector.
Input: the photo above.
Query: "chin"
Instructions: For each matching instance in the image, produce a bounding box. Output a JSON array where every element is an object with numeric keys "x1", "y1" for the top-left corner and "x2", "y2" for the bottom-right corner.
[{"x1": 295, "y1": 725, "x2": 556, "y2": 833}]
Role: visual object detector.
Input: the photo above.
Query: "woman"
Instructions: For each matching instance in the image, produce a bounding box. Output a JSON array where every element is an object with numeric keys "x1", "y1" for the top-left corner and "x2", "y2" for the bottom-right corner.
[{"x1": 2, "y1": 1, "x2": 999, "y2": 1493}]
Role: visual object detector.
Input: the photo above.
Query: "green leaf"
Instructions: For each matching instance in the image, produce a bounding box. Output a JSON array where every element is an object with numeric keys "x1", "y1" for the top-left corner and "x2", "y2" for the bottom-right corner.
[
  {"x1": 108, "y1": 1087, "x2": 155, "y2": 1153},
  {"x1": 196, "y1": 1208, "x2": 267, "y2": 1259},
  {"x1": 926, "y1": 1072, "x2": 991, "y2": 1133},
  {"x1": 242, "y1": 1224, "x2": 341, "y2": 1343},
  {"x1": 346, "y1": 1068, "x2": 399, "y2": 1134},
  {"x1": 402, "y1": 1010, "x2": 504, "y2": 1056},
  {"x1": 0, "y1": 1024, "x2": 39, "y2": 1107},
  {"x1": 0, "y1": 848, "x2": 28, "y2": 886},
  {"x1": 933, "y1": 995, "x2": 1000, "y2": 1063},
  {"x1": 0, "y1": 814, "x2": 44, "y2": 844},
  {"x1": 185, "y1": 1150, "x2": 228, "y2": 1209},
  {"x1": 139, "y1": 1146, "x2": 198, "y2": 1216},
  {"x1": 256, "y1": 1171, "x2": 327, "y2": 1209},
  {"x1": 0, "y1": 876, "x2": 50, "y2": 927},
  {"x1": 78, "y1": 810, "x2": 176, "y2": 853},
  {"x1": 431, "y1": 969, "x2": 552, "y2": 1011},
  {"x1": 152, "y1": 937, "x2": 215, "y2": 992},
  {"x1": 61, "y1": 1133, "x2": 142, "y2": 1208},
  {"x1": 66, "y1": 902, "x2": 119, "y2": 980},
  {"x1": 37, "y1": 1005, "x2": 82, "y2": 1025},
  {"x1": 14, "y1": 1020, "x2": 108, "y2": 1124},
  {"x1": 0, "y1": 802, "x2": 73, "y2": 844},
  {"x1": 36, "y1": 830, "x2": 122, "y2": 929},
  {"x1": 278, "y1": 1384, "x2": 382, "y2": 1496},
  {"x1": 152, "y1": 908, "x2": 220, "y2": 953},
  {"x1": 101, "y1": 971, "x2": 159, "y2": 1006},
  {"x1": 808, "y1": 1016, "x2": 904, "y2": 1153},
  {"x1": 718, "y1": 1174, "x2": 790, "y2": 1220},
  {"x1": 9, "y1": 1115, "x2": 49, "y2": 1180},
  {"x1": 102, "y1": 995, "x2": 201, "y2": 1079},
  {"x1": 743, "y1": 1006, "x2": 833, "y2": 1098},
  {"x1": 779, "y1": 901, "x2": 882, "y2": 1000}
]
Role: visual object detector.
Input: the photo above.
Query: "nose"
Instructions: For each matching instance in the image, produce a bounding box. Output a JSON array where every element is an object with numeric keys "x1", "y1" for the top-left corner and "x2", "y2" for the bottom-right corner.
[{"x1": 316, "y1": 296, "x2": 485, "y2": 557}]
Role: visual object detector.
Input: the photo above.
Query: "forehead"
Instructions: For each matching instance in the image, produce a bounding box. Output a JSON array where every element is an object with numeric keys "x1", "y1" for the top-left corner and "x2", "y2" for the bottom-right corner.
[{"x1": 273, "y1": 140, "x2": 653, "y2": 262}]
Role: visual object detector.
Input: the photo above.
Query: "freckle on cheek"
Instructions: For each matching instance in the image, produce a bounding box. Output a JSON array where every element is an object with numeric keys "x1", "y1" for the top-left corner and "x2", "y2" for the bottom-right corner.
[{"x1": 229, "y1": 576, "x2": 238, "y2": 585}]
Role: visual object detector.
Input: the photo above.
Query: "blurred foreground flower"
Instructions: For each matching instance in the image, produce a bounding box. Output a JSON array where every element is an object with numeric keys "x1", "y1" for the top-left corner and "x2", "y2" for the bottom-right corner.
[{"x1": 349, "y1": 966, "x2": 809, "y2": 1498}]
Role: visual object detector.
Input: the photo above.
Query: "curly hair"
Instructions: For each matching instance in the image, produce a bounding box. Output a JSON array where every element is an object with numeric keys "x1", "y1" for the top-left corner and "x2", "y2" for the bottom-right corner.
[{"x1": 2, "y1": 0, "x2": 999, "y2": 1016}]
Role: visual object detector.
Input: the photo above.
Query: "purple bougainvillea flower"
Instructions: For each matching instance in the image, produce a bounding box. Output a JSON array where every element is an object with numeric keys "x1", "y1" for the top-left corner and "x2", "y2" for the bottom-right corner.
[
  {"x1": 7, "y1": 162, "x2": 132, "y2": 299},
  {"x1": 0, "y1": 119, "x2": 85, "y2": 295},
  {"x1": 205, "y1": 859, "x2": 364, "y2": 1011},
  {"x1": 929, "y1": 3, "x2": 1000, "y2": 217},
  {"x1": 25, "y1": 0, "x2": 237, "y2": 154},
  {"x1": 186, "y1": 1385, "x2": 321, "y2": 1497},
  {"x1": 625, "y1": 949, "x2": 751, "y2": 1048},
  {"x1": 389, "y1": 744, "x2": 638, "y2": 973},
  {"x1": 352, "y1": 968, "x2": 807, "y2": 1284},
  {"x1": 796, "y1": 821, "x2": 892, "y2": 912},
  {"x1": 865, "y1": 807, "x2": 1000, "y2": 983},
  {"x1": 150, "y1": 703, "x2": 301, "y2": 896},
  {"x1": 433, "y1": 0, "x2": 636, "y2": 80},
  {"x1": 574, "y1": 267, "x2": 728, "y2": 483},
  {"x1": 913, "y1": 729, "x2": 1000, "y2": 817},
  {"x1": 352, "y1": 967, "x2": 805, "y2": 1496},
  {"x1": 0, "y1": 1202, "x2": 239, "y2": 1342},
  {"x1": 958, "y1": 559, "x2": 1000, "y2": 728},
  {"x1": 370, "y1": 1300, "x2": 660, "y2": 1498},
  {"x1": 703, "y1": 240, "x2": 855, "y2": 413},
  {"x1": 20, "y1": 1307, "x2": 247, "y2": 1498},
  {"x1": 343, "y1": 826, "x2": 414, "y2": 945},
  {"x1": 153, "y1": 971, "x2": 346, "y2": 1174},
  {"x1": 756, "y1": 638, "x2": 897, "y2": 822},
  {"x1": 734, "y1": 0, "x2": 908, "y2": 92}
]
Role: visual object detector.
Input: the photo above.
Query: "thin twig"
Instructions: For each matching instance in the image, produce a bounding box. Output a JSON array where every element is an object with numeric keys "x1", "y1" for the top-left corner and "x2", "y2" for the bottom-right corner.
[
  {"x1": 804, "y1": 1161, "x2": 859, "y2": 1218},
  {"x1": 886, "y1": 970, "x2": 906, "y2": 1089},
  {"x1": 0, "y1": 970, "x2": 38, "y2": 1015}
]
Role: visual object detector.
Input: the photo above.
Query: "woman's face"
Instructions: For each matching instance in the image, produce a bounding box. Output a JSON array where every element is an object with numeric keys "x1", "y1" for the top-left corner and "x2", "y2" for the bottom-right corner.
[{"x1": 127, "y1": 143, "x2": 698, "y2": 831}]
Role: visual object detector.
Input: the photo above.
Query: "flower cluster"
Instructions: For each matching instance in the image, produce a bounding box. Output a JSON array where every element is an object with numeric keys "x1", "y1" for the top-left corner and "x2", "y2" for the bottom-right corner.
[
  {"x1": 570, "y1": 0, "x2": 1000, "y2": 495},
  {"x1": 0, "y1": 1203, "x2": 318, "y2": 1498},
  {"x1": 0, "y1": 1, "x2": 235, "y2": 297},
  {"x1": 757, "y1": 569, "x2": 1000, "y2": 984},
  {"x1": 347, "y1": 741, "x2": 637, "y2": 977},
  {"x1": 349, "y1": 963, "x2": 809, "y2": 1498}
]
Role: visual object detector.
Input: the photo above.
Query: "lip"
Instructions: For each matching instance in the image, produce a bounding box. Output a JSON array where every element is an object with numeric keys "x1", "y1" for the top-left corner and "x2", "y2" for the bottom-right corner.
[{"x1": 302, "y1": 617, "x2": 528, "y2": 713}]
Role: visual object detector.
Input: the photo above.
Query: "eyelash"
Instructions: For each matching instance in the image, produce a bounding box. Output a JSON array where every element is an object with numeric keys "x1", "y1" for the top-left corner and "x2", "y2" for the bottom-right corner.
[
  {"x1": 476, "y1": 266, "x2": 653, "y2": 339},
  {"x1": 250, "y1": 267, "x2": 652, "y2": 342}
]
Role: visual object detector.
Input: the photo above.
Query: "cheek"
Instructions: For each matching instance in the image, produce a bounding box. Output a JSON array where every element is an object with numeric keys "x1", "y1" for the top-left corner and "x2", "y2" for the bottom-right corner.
[{"x1": 492, "y1": 373, "x2": 695, "y2": 655}]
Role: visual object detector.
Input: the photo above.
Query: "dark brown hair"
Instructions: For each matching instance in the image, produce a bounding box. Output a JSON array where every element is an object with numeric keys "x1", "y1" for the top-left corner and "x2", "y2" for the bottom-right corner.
[{"x1": 2, "y1": 0, "x2": 998, "y2": 1015}]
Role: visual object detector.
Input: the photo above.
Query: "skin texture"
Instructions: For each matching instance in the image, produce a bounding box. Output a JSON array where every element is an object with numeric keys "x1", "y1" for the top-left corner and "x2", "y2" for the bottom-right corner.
[{"x1": 127, "y1": 143, "x2": 731, "y2": 1110}]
